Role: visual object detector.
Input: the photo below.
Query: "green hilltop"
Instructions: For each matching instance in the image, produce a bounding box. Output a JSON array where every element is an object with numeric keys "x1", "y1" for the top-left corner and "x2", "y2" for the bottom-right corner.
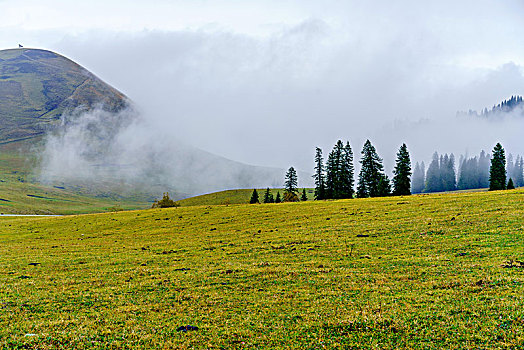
[{"x1": 0, "y1": 48, "x2": 127, "y2": 144}]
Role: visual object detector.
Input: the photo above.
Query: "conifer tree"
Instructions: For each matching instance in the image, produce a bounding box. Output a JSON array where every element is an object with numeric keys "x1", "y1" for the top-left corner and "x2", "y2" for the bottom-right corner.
[
  {"x1": 249, "y1": 189, "x2": 259, "y2": 204},
  {"x1": 313, "y1": 147, "x2": 326, "y2": 200},
  {"x1": 377, "y1": 174, "x2": 391, "y2": 196},
  {"x1": 284, "y1": 167, "x2": 298, "y2": 195},
  {"x1": 489, "y1": 143, "x2": 506, "y2": 191},
  {"x1": 301, "y1": 188, "x2": 308, "y2": 201},
  {"x1": 275, "y1": 191, "x2": 282, "y2": 203},
  {"x1": 425, "y1": 152, "x2": 441, "y2": 192},
  {"x1": 507, "y1": 178, "x2": 515, "y2": 190},
  {"x1": 263, "y1": 188, "x2": 274, "y2": 203},
  {"x1": 341, "y1": 141, "x2": 355, "y2": 198},
  {"x1": 478, "y1": 150, "x2": 490, "y2": 188},
  {"x1": 514, "y1": 156, "x2": 524, "y2": 187},
  {"x1": 392, "y1": 143, "x2": 412, "y2": 196},
  {"x1": 357, "y1": 140, "x2": 386, "y2": 198},
  {"x1": 411, "y1": 161, "x2": 425, "y2": 193}
]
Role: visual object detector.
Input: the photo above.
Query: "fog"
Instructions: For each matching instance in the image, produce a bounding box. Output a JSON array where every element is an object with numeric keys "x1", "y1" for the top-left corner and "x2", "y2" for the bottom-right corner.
[{"x1": 3, "y1": 0, "x2": 524, "y2": 189}]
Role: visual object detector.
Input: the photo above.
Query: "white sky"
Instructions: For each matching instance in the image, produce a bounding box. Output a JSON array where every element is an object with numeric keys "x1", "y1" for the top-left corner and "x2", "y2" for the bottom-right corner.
[{"x1": 1, "y1": 0, "x2": 524, "y2": 172}]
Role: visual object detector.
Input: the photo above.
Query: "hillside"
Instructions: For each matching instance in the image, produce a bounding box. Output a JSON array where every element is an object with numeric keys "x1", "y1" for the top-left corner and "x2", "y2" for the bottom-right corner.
[
  {"x1": 0, "y1": 48, "x2": 128, "y2": 143},
  {"x1": 176, "y1": 188, "x2": 315, "y2": 206},
  {"x1": 0, "y1": 48, "x2": 294, "y2": 212},
  {"x1": 1, "y1": 190, "x2": 523, "y2": 348}
]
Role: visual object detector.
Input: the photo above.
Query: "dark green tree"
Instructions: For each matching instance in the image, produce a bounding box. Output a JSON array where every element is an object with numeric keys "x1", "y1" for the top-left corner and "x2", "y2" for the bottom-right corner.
[
  {"x1": 301, "y1": 188, "x2": 308, "y2": 201},
  {"x1": 249, "y1": 189, "x2": 259, "y2": 204},
  {"x1": 284, "y1": 167, "x2": 298, "y2": 195},
  {"x1": 356, "y1": 140, "x2": 386, "y2": 198},
  {"x1": 489, "y1": 143, "x2": 506, "y2": 191},
  {"x1": 263, "y1": 188, "x2": 274, "y2": 203},
  {"x1": 275, "y1": 191, "x2": 282, "y2": 203},
  {"x1": 392, "y1": 143, "x2": 411, "y2": 195},
  {"x1": 377, "y1": 174, "x2": 391, "y2": 196},
  {"x1": 341, "y1": 141, "x2": 355, "y2": 198},
  {"x1": 313, "y1": 147, "x2": 326, "y2": 200},
  {"x1": 507, "y1": 178, "x2": 515, "y2": 190},
  {"x1": 152, "y1": 192, "x2": 179, "y2": 208}
]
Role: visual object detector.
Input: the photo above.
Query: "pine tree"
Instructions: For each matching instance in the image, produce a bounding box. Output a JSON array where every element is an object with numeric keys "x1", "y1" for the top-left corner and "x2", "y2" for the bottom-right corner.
[
  {"x1": 425, "y1": 152, "x2": 441, "y2": 192},
  {"x1": 263, "y1": 188, "x2": 274, "y2": 203},
  {"x1": 249, "y1": 189, "x2": 259, "y2": 204},
  {"x1": 284, "y1": 167, "x2": 298, "y2": 195},
  {"x1": 275, "y1": 191, "x2": 282, "y2": 203},
  {"x1": 411, "y1": 161, "x2": 425, "y2": 193},
  {"x1": 377, "y1": 174, "x2": 391, "y2": 196},
  {"x1": 341, "y1": 141, "x2": 355, "y2": 198},
  {"x1": 313, "y1": 147, "x2": 326, "y2": 200},
  {"x1": 515, "y1": 156, "x2": 524, "y2": 187},
  {"x1": 301, "y1": 188, "x2": 308, "y2": 201},
  {"x1": 392, "y1": 143, "x2": 411, "y2": 196},
  {"x1": 489, "y1": 143, "x2": 506, "y2": 191},
  {"x1": 507, "y1": 178, "x2": 515, "y2": 190},
  {"x1": 478, "y1": 150, "x2": 490, "y2": 188},
  {"x1": 357, "y1": 140, "x2": 386, "y2": 198}
]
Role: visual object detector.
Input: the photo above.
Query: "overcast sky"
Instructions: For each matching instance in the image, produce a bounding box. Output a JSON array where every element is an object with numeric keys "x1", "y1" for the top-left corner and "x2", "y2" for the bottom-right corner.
[{"x1": 1, "y1": 0, "x2": 524, "y2": 172}]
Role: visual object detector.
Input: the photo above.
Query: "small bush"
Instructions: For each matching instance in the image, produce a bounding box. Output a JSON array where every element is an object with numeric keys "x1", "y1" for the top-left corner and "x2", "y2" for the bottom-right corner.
[{"x1": 152, "y1": 192, "x2": 180, "y2": 208}]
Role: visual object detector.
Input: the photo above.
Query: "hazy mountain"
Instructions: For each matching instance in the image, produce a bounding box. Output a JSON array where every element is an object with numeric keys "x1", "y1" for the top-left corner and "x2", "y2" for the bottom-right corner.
[{"x1": 0, "y1": 48, "x2": 300, "y2": 200}]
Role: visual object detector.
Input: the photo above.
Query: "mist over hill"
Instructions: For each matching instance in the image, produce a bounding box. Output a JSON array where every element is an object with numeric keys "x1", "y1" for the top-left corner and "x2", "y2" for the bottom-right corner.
[{"x1": 0, "y1": 48, "x2": 295, "y2": 199}]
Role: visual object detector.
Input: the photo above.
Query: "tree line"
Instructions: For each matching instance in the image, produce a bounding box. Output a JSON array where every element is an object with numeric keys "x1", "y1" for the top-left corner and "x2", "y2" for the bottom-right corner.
[
  {"x1": 412, "y1": 145, "x2": 523, "y2": 193},
  {"x1": 249, "y1": 141, "x2": 521, "y2": 204}
]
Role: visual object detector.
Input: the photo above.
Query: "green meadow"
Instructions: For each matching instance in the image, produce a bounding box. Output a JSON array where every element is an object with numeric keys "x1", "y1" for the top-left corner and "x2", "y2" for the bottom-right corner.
[{"x1": 1, "y1": 189, "x2": 523, "y2": 348}]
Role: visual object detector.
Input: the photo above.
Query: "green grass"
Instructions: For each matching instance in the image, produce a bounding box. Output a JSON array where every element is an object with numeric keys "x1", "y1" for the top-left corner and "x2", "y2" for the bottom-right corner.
[
  {"x1": 176, "y1": 188, "x2": 315, "y2": 206},
  {"x1": 0, "y1": 141, "x2": 150, "y2": 214},
  {"x1": 1, "y1": 189, "x2": 523, "y2": 348}
]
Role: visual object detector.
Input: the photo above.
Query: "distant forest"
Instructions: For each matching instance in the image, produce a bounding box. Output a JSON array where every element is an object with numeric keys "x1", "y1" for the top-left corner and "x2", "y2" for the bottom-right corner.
[
  {"x1": 458, "y1": 95, "x2": 524, "y2": 118},
  {"x1": 412, "y1": 151, "x2": 524, "y2": 193}
]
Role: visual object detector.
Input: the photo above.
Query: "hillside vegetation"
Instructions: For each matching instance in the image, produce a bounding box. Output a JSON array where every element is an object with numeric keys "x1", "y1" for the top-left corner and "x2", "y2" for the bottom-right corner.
[
  {"x1": 0, "y1": 48, "x2": 127, "y2": 143},
  {"x1": 1, "y1": 190, "x2": 523, "y2": 348}
]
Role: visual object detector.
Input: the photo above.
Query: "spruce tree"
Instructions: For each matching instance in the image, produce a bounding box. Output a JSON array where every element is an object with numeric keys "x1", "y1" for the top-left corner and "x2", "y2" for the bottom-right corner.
[
  {"x1": 249, "y1": 189, "x2": 259, "y2": 204},
  {"x1": 411, "y1": 161, "x2": 425, "y2": 193},
  {"x1": 489, "y1": 143, "x2": 506, "y2": 191},
  {"x1": 301, "y1": 188, "x2": 308, "y2": 201},
  {"x1": 515, "y1": 156, "x2": 524, "y2": 187},
  {"x1": 507, "y1": 178, "x2": 515, "y2": 190},
  {"x1": 284, "y1": 167, "x2": 298, "y2": 195},
  {"x1": 275, "y1": 191, "x2": 282, "y2": 203},
  {"x1": 478, "y1": 150, "x2": 490, "y2": 188},
  {"x1": 377, "y1": 174, "x2": 391, "y2": 196},
  {"x1": 313, "y1": 147, "x2": 326, "y2": 200},
  {"x1": 263, "y1": 188, "x2": 273, "y2": 203},
  {"x1": 341, "y1": 141, "x2": 355, "y2": 198},
  {"x1": 357, "y1": 140, "x2": 386, "y2": 198},
  {"x1": 425, "y1": 152, "x2": 441, "y2": 192},
  {"x1": 392, "y1": 143, "x2": 411, "y2": 196}
]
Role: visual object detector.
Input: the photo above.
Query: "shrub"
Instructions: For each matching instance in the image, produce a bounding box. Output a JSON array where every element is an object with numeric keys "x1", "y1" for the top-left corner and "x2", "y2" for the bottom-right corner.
[{"x1": 152, "y1": 192, "x2": 180, "y2": 208}]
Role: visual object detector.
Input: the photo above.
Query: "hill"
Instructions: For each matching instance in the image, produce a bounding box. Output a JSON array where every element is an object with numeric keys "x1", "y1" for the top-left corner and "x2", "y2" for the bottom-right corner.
[
  {"x1": 0, "y1": 48, "x2": 128, "y2": 143},
  {"x1": 0, "y1": 48, "x2": 296, "y2": 212},
  {"x1": 176, "y1": 188, "x2": 315, "y2": 206},
  {"x1": 1, "y1": 190, "x2": 523, "y2": 348}
]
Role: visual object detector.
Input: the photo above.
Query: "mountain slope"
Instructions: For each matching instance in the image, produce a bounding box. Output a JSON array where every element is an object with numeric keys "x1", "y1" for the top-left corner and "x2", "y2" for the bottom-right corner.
[
  {"x1": 0, "y1": 48, "x2": 301, "y2": 211},
  {"x1": 0, "y1": 48, "x2": 127, "y2": 143}
]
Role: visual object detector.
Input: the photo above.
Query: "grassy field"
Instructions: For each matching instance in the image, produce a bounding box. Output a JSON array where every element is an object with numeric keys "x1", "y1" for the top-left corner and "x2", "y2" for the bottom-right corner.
[
  {"x1": 176, "y1": 188, "x2": 315, "y2": 207},
  {"x1": 0, "y1": 141, "x2": 151, "y2": 214},
  {"x1": 1, "y1": 189, "x2": 523, "y2": 348}
]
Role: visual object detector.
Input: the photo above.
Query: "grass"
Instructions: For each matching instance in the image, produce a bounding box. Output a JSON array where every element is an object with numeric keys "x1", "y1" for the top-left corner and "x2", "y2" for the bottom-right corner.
[
  {"x1": 1, "y1": 189, "x2": 523, "y2": 348},
  {"x1": 0, "y1": 141, "x2": 150, "y2": 214}
]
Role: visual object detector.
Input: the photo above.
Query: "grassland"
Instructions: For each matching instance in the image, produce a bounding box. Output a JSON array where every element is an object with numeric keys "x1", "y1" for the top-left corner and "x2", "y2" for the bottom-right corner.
[
  {"x1": 1, "y1": 189, "x2": 523, "y2": 348},
  {"x1": 0, "y1": 141, "x2": 150, "y2": 214}
]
